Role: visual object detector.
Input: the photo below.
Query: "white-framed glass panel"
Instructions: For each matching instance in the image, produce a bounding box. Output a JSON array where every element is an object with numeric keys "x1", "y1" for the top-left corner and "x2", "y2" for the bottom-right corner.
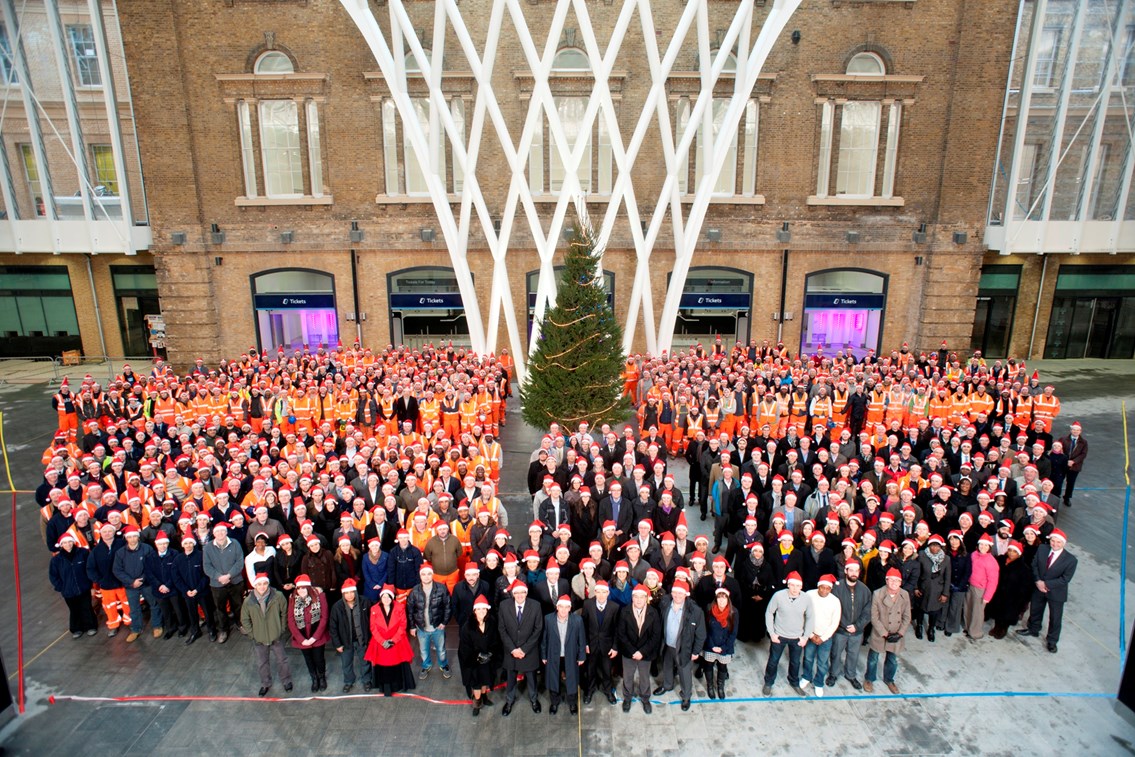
[
  {"x1": 306, "y1": 100, "x2": 323, "y2": 197},
  {"x1": 1014, "y1": 143, "x2": 1039, "y2": 218},
  {"x1": 846, "y1": 52, "x2": 885, "y2": 76},
  {"x1": 1035, "y1": 28, "x2": 1062, "y2": 88},
  {"x1": 676, "y1": 97, "x2": 690, "y2": 195},
  {"x1": 742, "y1": 99, "x2": 759, "y2": 196},
  {"x1": 255, "y1": 51, "x2": 294, "y2": 74},
  {"x1": 695, "y1": 99, "x2": 737, "y2": 196},
  {"x1": 66, "y1": 24, "x2": 101, "y2": 87},
  {"x1": 881, "y1": 102, "x2": 901, "y2": 198},
  {"x1": 550, "y1": 96, "x2": 591, "y2": 195},
  {"x1": 552, "y1": 48, "x2": 590, "y2": 72},
  {"x1": 405, "y1": 97, "x2": 444, "y2": 196},
  {"x1": 835, "y1": 101, "x2": 881, "y2": 197},
  {"x1": 238, "y1": 100, "x2": 258, "y2": 198},
  {"x1": 19, "y1": 144, "x2": 44, "y2": 217},
  {"x1": 1122, "y1": 25, "x2": 1135, "y2": 86},
  {"x1": 0, "y1": 24, "x2": 16, "y2": 85},
  {"x1": 451, "y1": 97, "x2": 465, "y2": 194},
  {"x1": 258, "y1": 99, "x2": 303, "y2": 198},
  {"x1": 90, "y1": 145, "x2": 118, "y2": 195},
  {"x1": 529, "y1": 102, "x2": 544, "y2": 193},
  {"x1": 382, "y1": 99, "x2": 399, "y2": 194},
  {"x1": 816, "y1": 101, "x2": 834, "y2": 197},
  {"x1": 597, "y1": 113, "x2": 612, "y2": 195}
]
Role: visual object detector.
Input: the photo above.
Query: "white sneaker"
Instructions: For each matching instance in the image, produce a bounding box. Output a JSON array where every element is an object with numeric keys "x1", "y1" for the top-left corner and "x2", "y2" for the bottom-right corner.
[
  {"x1": 801, "y1": 680, "x2": 812, "y2": 689},
  {"x1": 814, "y1": 686, "x2": 825, "y2": 698}
]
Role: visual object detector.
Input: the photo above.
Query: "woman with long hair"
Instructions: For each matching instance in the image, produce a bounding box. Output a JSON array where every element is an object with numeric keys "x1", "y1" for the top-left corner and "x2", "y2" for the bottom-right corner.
[
  {"x1": 943, "y1": 531, "x2": 971, "y2": 637},
  {"x1": 287, "y1": 574, "x2": 331, "y2": 692},
  {"x1": 702, "y1": 588, "x2": 739, "y2": 699},
  {"x1": 365, "y1": 584, "x2": 416, "y2": 696},
  {"x1": 457, "y1": 595, "x2": 500, "y2": 716}
]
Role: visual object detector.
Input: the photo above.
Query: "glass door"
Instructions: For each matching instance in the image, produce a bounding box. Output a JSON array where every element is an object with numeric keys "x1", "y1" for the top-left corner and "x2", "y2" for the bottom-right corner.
[
  {"x1": 1086, "y1": 298, "x2": 1118, "y2": 358},
  {"x1": 970, "y1": 295, "x2": 1015, "y2": 358}
]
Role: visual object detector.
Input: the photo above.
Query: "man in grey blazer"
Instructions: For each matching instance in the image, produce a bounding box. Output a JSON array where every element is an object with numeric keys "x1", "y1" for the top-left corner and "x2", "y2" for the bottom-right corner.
[
  {"x1": 540, "y1": 595, "x2": 587, "y2": 715},
  {"x1": 1019, "y1": 529, "x2": 1077, "y2": 653},
  {"x1": 654, "y1": 580, "x2": 706, "y2": 711}
]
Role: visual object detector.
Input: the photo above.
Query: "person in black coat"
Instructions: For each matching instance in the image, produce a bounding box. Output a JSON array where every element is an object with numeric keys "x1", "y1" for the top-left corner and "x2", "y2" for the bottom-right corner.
[
  {"x1": 733, "y1": 542, "x2": 778, "y2": 643},
  {"x1": 329, "y1": 580, "x2": 374, "y2": 692},
  {"x1": 693, "y1": 556, "x2": 743, "y2": 611},
  {"x1": 655, "y1": 584, "x2": 706, "y2": 710},
  {"x1": 582, "y1": 583, "x2": 620, "y2": 704},
  {"x1": 616, "y1": 586, "x2": 662, "y2": 713},
  {"x1": 988, "y1": 541, "x2": 1033, "y2": 638},
  {"x1": 172, "y1": 533, "x2": 216, "y2": 643},
  {"x1": 49, "y1": 535, "x2": 97, "y2": 637},
  {"x1": 451, "y1": 565, "x2": 493, "y2": 628},
  {"x1": 498, "y1": 582, "x2": 544, "y2": 714},
  {"x1": 540, "y1": 596, "x2": 588, "y2": 714},
  {"x1": 145, "y1": 533, "x2": 190, "y2": 638},
  {"x1": 459, "y1": 597, "x2": 501, "y2": 715}
]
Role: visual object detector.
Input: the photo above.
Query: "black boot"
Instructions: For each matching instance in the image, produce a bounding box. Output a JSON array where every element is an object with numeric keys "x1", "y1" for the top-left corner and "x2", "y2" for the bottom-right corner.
[
  {"x1": 705, "y1": 664, "x2": 717, "y2": 699},
  {"x1": 927, "y1": 626, "x2": 936, "y2": 642},
  {"x1": 914, "y1": 619, "x2": 923, "y2": 640},
  {"x1": 716, "y1": 663, "x2": 727, "y2": 699}
]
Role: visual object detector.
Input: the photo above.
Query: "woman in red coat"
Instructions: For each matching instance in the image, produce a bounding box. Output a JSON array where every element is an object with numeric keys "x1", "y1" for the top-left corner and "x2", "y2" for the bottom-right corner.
[
  {"x1": 365, "y1": 584, "x2": 416, "y2": 696},
  {"x1": 287, "y1": 574, "x2": 331, "y2": 693}
]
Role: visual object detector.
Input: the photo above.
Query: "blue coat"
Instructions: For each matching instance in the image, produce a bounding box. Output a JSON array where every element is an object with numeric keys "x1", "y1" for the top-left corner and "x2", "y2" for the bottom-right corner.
[
  {"x1": 540, "y1": 611, "x2": 587, "y2": 693},
  {"x1": 50, "y1": 547, "x2": 92, "y2": 598},
  {"x1": 145, "y1": 548, "x2": 180, "y2": 592},
  {"x1": 172, "y1": 549, "x2": 210, "y2": 595},
  {"x1": 360, "y1": 551, "x2": 389, "y2": 603},
  {"x1": 703, "y1": 606, "x2": 739, "y2": 656},
  {"x1": 112, "y1": 543, "x2": 154, "y2": 587},
  {"x1": 388, "y1": 545, "x2": 423, "y2": 590},
  {"x1": 87, "y1": 538, "x2": 125, "y2": 590}
]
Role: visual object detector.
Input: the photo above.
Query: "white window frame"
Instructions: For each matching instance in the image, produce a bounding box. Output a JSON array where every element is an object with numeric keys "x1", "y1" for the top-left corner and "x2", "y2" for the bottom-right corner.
[
  {"x1": 816, "y1": 101, "x2": 834, "y2": 198},
  {"x1": 1034, "y1": 27, "x2": 1062, "y2": 89},
  {"x1": 306, "y1": 100, "x2": 323, "y2": 198},
  {"x1": 742, "y1": 99, "x2": 759, "y2": 197},
  {"x1": 237, "y1": 100, "x2": 258, "y2": 198},
  {"x1": 451, "y1": 97, "x2": 465, "y2": 194},
  {"x1": 881, "y1": 102, "x2": 901, "y2": 199},
  {"x1": 529, "y1": 101, "x2": 545, "y2": 194},
  {"x1": 258, "y1": 99, "x2": 304, "y2": 199},
  {"x1": 404, "y1": 97, "x2": 446, "y2": 197},
  {"x1": 676, "y1": 97, "x2": 690, "y2": 195},
  {"x1": 549, "y1": 95, "x2": 591, "y2": 195},
  {"x1": 0, "y1": 23, "x2": 16, "y2": 86},
  {"x1": 835, "y1": 101, "x2": 882, "y2": 198},
  {"x1": 696, "y1": 99, "x2": 738, "y2": 197},
  {"x1": 382, "y1": 99, "x2": 400, "y2": 194},
  {"x1": 66, "y1": 24, "x2": 101, "y2": 88}
]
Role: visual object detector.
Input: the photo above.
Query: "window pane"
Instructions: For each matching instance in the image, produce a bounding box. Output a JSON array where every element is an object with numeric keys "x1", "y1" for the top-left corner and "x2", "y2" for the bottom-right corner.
[
  {"x1": 0, "y1": 297, "x2": 18, "y2": 335},
  {"x1": 20, "y1": 144, "x2": 44, "y2": 217},
  {"x1": 881, "y1": 102, "x2": 901, "y2": 198},
  {"x1": 835, "y1": 101, "x2": 880, "y2": 197},
  {"x1": 742, "y1": 100, "x2": 758, "y2": 196},
  {"x1": 550, "y1": 97, "x2": 590, "y2": 194},
  {"x1": 0, "y1": 23, "x2": 16, "y2": 85},
  {"x1": 695, "y1": 99, "x2": 737, "y2": 196},
  {"x1": 67, "y1": 25, "x2": 101, "y2": 87},
  {"x1": 405, "y1": 98, "x2": 438, "y2": 196},
  {"x1": 258, "y1": 100, "x2": 303, "y2": 197},
  {"x1": 255, "y1": 51, "x2": 294, "y2": 74},
  {"x1": 529, "y1": 103, "x2": 544, "y2": 194},
  {"x1": 806, "y1": 269, "x2": 885, "y2": 293},
  {"x1": 1015, "y1": 143, "x2": 1039, "y2": 219},
  {"x1": 44, "y1": 297, "x2": 80, "y2": 336},
  {"x1": 816, "y1": 102, "x2": 833, "y2": 197},
  {"x1": 382, "y1": 100, "x2": 400, "y2": 194},
  {"x1": 112, "y1": 269, "x2": 158, "y2": 291},
  {"x1": 1035, "y1": 28, "x2": 1062, "y2": 87},
  {"x1": 238, "y1": 101, "x2": 258, "y2": 198},
  {"x1": 598, "y1": 113, "x2": 612, "y2": 195},
  {"x1": 552, "y1": 48, "x2": 589, "y2": 72},
  {"x1": 0, "y1": 267, "x2": 72, "y2": 291},
  {"x1": 15, "y1": 296, "x2": 47, "y2": 336},
  {"x1": 676, "y1": 98, "x2": 690, "y2": 195},
  {"x1": 847, "y1": 52, "x2": 885, "y2": 75},
  {"x1": 451, "y1": 98, "x2": 465, "y2": 194},
  {"x1": 91, "y1": 145, "x2": 118, "y2": 195},
  {"x1": 306, "y1": 100, "x2": 323, "y2": 197},
  {"x1": 253, "y1": 270, "x2": 334, "y2": 293}
]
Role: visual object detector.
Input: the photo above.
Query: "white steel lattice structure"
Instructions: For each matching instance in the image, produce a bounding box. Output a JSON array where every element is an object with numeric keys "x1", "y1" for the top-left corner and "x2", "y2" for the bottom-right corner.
[{"x1": 339, "y1": 0, "x2": 801, "y2": 381}]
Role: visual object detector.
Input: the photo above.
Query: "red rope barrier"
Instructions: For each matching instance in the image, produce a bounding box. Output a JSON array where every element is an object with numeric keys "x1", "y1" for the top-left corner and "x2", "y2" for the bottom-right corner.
[{"x1": 12, "y1": 491, "x2": 24, "y2": 714}]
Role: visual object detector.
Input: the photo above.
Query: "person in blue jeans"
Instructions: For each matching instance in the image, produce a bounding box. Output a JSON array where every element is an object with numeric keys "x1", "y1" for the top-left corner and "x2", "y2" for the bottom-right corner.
[
  {"x1": 111, "y1": 525, "x2": 163, "y2": 643},
  {"x1": 801, "y1": 574, "x2": 841, "y2": 697},
  {"x1": 407, "y1": 563, "x2": 452, "y2": 679},
  {"x1": 762, "y1": 571, "x2": 812, "y2": 696}
]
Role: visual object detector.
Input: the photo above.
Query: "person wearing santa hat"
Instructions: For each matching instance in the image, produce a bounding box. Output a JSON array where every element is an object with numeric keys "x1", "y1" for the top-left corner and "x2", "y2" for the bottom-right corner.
[
  {"x1": 173, "y1": 531, "x2": 216, "y2": 644},
  {"x1": 288, "y1": 573, "x2": 331, "y2": 692},
  {"x1": 49, "y1": 532, "x2": 97, "y2": 638},
  {"x1": 654, "y1": 580, "x2": 706, "y2": 711},
  {"x1": 329, "y1": 578, "x2": 374, "y2": 693},
  {"x1": 865, "y1": 567, "x2": 911, "y2": 694},
  {"x1": 146, "y1": 531, "x2": 190, "y2": 640},
  {"x1": 801, "y1": 574, "x2": 841, "y2": 698},
  {"x1": 499, "y1": 581, "x2": 544, "y2": 715},
  {"x1": 365, "y1": 585, "x2": 416, "y2": 696},
  {"x1": 541, "y1": 594, "x2": 587, "y2": 715},
  {"x1": 240, "y1": 572, "x2": 293, "y2": 697},
  {"x1": 1019, "y1": 529, "x2": 1076, "y2": 653},
  {"x1": 762, "y1": 571, "x2": 812, "y2": 697},
  {"x1": 582, "y1": 580, "x2": 620, "y2": 704},
  {"x1": 616, "y1": 584, "x2": 662, "y2": 714},
  {"x1": 113, "y1": 524, "x2": 162, "y2": 643},
  {"x1": 988, "y1": 540, "x2": 1032, "y2": 639},
  {"x1": 458, "y1": 593, "x2": 500, "y2": 716},
  {"x1": 203, "y1": 521, "x2": 244, "y2": 644},
  {"x1": 407, "y1": 562, "x2": 452, "y2": 680},
  {"x1": 1056, "y1": 421, "x2": 1088, "y2": 507}
]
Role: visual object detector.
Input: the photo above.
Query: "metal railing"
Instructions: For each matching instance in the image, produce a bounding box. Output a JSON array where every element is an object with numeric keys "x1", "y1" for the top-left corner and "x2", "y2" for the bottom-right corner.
[
  {"x1": 59, "y1": 355, "x2": 159, "y2": 385},
  {"x1": 0, "y1": 356, "x2": 61, "y2": 386}
]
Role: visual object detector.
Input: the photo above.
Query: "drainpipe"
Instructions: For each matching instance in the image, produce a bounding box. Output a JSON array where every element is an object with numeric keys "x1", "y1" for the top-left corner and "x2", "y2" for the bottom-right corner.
[
  {"x1": 350, "y1": 249, "x2": 363, "y2": 345},
  {"x1": 777, "y1": 248, "x2": 789, "y2": 343},
  {"x1": 1027, "y1": 255, "x2": 1049, "y2": 359},
  {"x1": 85, "y1": 253, "x2": 109, "y2": 358}
]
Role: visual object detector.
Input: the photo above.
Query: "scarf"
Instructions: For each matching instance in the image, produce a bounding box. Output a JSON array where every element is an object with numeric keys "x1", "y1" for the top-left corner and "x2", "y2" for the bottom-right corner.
[
  {"x1": 780, "y1": 543, "x2": 793, "y2": 563},
  {"x1": 711, "y1": 602, "x2": 733, "y2": 631},
  {"x1": 927, "y1": 549, "x2": 946, "y2": 573},
  {"x1": 292, "y1": 592, "x2": 321, "y2": 630}
]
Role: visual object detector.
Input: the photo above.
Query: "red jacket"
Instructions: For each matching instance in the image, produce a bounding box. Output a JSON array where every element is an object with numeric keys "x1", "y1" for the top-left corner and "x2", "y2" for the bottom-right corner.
[{"x1": 365, "y1": 601, "x2": 414, "y2": 666}]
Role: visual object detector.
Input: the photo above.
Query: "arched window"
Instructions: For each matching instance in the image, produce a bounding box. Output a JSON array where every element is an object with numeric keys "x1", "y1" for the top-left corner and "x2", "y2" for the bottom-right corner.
[
  {"x1": 846, "y1": 52, "x2": 885, "y2": 76},
  {"x1": 254, "y1": 51, "x2": 294, "y2": 74},
  {"x1": 552, "y1": 48, "x2": 590, "y2": 72}
]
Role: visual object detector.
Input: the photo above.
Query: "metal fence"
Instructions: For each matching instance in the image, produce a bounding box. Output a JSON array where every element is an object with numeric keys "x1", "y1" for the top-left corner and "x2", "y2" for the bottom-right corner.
[
  {"x1": 0, "y1": 355, "x2": 156, "y2": 387},
  {"x1": 0, "y1": 356, "x2": 61, "y2": 386}
]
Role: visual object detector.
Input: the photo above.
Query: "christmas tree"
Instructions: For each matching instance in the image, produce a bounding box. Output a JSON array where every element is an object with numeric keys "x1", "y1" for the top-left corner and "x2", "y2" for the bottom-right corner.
[{"x1": 521, "y1": 213, "x2": 630, "y2": 429}]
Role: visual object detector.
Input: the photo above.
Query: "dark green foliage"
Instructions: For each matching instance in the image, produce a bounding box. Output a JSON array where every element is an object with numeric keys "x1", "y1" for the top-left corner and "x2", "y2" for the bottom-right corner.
[{"x1": 520, "y1": 213, "x2": 630, "y2": 429}]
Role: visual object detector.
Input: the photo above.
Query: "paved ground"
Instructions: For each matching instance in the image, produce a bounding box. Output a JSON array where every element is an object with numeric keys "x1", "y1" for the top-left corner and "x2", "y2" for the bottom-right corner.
[{"x1": 0, "y1": 359, "x2": 1133, "y2": 755}]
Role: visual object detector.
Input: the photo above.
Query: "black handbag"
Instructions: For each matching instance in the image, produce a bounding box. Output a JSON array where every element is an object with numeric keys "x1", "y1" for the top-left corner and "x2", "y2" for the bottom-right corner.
[{"x1": 885, "y1": 633, "x2": 902, "y2": 643}]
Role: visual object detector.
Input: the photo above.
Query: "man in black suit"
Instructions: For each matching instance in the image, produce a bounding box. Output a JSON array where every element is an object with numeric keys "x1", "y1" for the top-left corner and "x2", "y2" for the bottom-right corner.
[
  {"x1": 598, "y1": 482, "x2": 634, "y2": 539},
  {"x1": 582, "y1": 581, "x2": 620, "y2": 704},
  {"x1": 499, "y1": 582, "x2": 544, "y2": 715},
  {"x1": 1019, "y1": 529, "x2": 1077, "y2": 653},
  {"x1": 616, "y1": 585, "x2": 662, "y2": 714},
  {"x1": 1058, "y1": 422, "x2": 1088, "y2": 507},
  {"x1": 532, "y1": 560, "x2": 570, "y2": 616},
  {"x1": 394, "y1": 386, "x2": 419, "y2": 428}
]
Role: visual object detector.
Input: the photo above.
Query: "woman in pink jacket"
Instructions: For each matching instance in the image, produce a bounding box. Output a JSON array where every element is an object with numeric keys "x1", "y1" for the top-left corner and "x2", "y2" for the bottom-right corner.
[{"x1": 965, "y1": 534, "x2": 1000, "y2": 640}]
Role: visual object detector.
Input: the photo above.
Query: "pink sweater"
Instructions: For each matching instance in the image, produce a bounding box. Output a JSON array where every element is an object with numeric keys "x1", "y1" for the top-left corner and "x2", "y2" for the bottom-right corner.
[{"x1": 969, "y1": 551, "x2": 1000, "y2": 603}]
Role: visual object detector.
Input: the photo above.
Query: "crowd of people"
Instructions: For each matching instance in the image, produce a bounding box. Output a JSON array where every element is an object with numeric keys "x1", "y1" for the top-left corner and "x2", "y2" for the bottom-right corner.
[{"x1": 37, "y1": 339, "x2": 1083, "y2": 715}]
